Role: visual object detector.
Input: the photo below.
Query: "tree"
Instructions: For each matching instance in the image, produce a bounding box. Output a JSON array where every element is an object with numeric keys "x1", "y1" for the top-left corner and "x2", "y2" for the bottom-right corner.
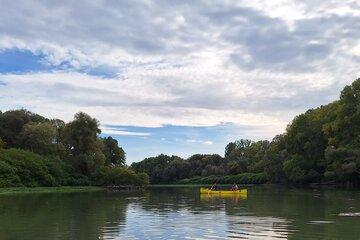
[
  {"x1": 0, "y1": 138, "x2": 5, "y2": 150},
  {"x1": 131, "y1": 154, "x2": 184, "y2": 183},
  {"x1": 225, "y1": 142, "x2": 236, "y2": 157},
  {"x1": 19, "y1": 122, "x2": 58, "y2": 155},
  {"x1": 332, "y1": 78, "x2": 360, "y2": 148},
  {"x1": 225, "y1": 139, "x2": 252, "y2": 158},
  {"x1": 0, "y1": 109, "x2": 48, "y2": 147},
  {"x1": 324, "y1": 147, "x2": 360, "y2": 183},
  {"x1": 102, "y1": 136, "x2": 126, "y2": 166},
  {"x1": 264, "y1": 135, "x2": 287, "y2": 183},
  {"x1": 63, "y1": 112, "x2": 101, "y2": 154},
  {"x1": 63, "y1": 112, "x2": 105, "y2": 175},
  {"x1": 51, "y1": 119, "x2": 66, "y2": 144}
]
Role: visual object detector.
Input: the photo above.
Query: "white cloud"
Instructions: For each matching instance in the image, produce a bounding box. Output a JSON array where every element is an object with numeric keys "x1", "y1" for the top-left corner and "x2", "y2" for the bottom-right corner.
[
  {"x1": 101, "y1": 127, "x2": 150, "y2": 136},
  {"x1": 0, "y1": 0, "x2": 359, "y2": 140},
  {"x1": 186, "y1": 139, "x2": 214, "y2": 145},
  {"x1": 203, "y1": 141, "x2": 214, "y2": 145}
]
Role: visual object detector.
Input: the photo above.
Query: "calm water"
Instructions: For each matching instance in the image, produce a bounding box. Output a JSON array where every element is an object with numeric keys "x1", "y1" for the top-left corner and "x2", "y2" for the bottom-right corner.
[{"x1": 0, "y1": 186, "x2": 359, "y2": 240}]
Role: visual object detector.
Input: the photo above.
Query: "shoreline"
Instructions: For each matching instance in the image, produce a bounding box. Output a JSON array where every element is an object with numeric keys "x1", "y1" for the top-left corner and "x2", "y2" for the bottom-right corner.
[
  {"x1": 0, "y1": 186, "x2": 104, "y2": 195},
  {"x1": 1, "y1": 183, "x2": 358, "y2": 195}
]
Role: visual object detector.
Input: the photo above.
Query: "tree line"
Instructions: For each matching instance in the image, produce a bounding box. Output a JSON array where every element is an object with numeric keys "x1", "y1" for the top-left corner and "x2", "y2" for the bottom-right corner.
[
  {"x1": 132, "y1": 78, "x2": 360, "y2": 186},
  {"x1": 0, "y1": 111, "x2": 148, "y2": 187}
]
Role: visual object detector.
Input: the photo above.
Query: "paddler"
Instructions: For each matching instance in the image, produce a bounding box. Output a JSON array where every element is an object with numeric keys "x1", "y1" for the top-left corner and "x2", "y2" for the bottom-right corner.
[
  {"x1": 231, "y1": 183, "x2": 239, "y2": 191},
  {"x1": 210, "y1": 183, "x2": 218, "y2": 191}
]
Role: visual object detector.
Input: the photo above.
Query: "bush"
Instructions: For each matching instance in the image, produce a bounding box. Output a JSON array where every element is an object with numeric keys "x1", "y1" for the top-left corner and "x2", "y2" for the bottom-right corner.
[
  {"x1": 177, "y1": 173, "x2": 268, "y2": 184},
  {"x1": 62, "y1": 174, "x2": 90, "y2": 186},
  {"x1": 0, "y1": 148, "x2": 63, "y2": 187},
  {"x1": 103, "y1": 166, "x2": 149, "y2": 186}
]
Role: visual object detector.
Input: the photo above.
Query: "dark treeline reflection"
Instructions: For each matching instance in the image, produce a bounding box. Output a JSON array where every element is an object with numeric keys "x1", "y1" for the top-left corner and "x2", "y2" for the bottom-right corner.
[
  {"x1": 0, "y1": 187, "x2": 359, "y2": 239},
  {"x1": 0, "y1": 191, "x2": 131, "y2": 240}
]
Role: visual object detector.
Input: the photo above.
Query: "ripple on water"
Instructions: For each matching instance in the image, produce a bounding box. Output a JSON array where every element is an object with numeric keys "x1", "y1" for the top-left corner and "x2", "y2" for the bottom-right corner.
[
  {"x1": 105, "y1": 202, "x2": 294, "y2": 240},
  {"x1": 338, "y1": 212, "x2": 360, "y2": 217},
  {"x1": 307, "y1": 220, "x2": 335, "y2": 224},
  {"x1": 226, "y1": 215, "x2": 291, "y2": 239}
]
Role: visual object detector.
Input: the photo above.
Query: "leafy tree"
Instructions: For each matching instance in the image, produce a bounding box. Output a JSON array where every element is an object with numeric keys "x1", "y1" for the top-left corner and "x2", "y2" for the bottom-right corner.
[
  {"x1": 0, "y1": 138, "x2": 5, "y2": 150},
  {"x1": 0, "y1": 109, "x2": 147, "y2": 187},
  {"x1": 225, "y1": 142, "x2": 236, "y2": 157},
  {"x1": 264, "y1": 135, "x2": 287, "y2": 183},
  {"x1": 63, "y1": 112, "x2": 101, "y2": 154},
  {"x1": 0, "y1": 109, "x2": 48, "y2": 147},
  {"x1": 19, "y1": 122, "x2": 58, "y2": 155},
  {"x1": 51, "y1": 119, "x2": 66, "y2": 144},
  {"x1": 225, "y1": 139, "x2": 252, "y2": 158},
  {"x1": 0, "y1": 148, "x2": 60, "y2": 187},
  {"x1": 324, "y1": 147, "x2": 360, "y2": 183},
  {"x1": 131, "y1": 154, "x2": 182, "y2": 183},
  {"x1": 331, "y1": 78, "x2": 360, "y2": 148},
  {"x1": 62, "y1": 112, "x2": 105, "y2": 175},
  {"x1": 102, "y1": 136, "x2": 125, "y2": 166}
]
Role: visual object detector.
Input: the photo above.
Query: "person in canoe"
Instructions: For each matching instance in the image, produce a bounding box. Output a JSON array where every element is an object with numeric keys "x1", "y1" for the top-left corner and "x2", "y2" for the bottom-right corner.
[
  {"x1": 231, "y1": 183, "x2": 239, "y2": 191},
  {"x1": 210, "y1": 183, "x2": 219, "y2": 191}
]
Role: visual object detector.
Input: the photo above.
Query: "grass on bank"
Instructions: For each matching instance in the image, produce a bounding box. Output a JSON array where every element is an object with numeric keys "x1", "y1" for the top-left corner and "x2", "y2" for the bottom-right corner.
[{"x1": 0, "y1": 186, "x2": 104, "y2": 195}]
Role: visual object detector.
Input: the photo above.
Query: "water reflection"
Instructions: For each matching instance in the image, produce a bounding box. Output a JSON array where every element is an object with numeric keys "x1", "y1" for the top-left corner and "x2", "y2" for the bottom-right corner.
[
  {"x1": 0, "y1": 186, "x2": 359, "y2": 240},
  {"x1": 0, "y1": 191, "x2": 130, "y2": 239}
]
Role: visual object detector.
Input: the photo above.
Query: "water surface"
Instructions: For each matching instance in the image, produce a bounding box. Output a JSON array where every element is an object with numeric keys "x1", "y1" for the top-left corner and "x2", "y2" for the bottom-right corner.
[{"x1": 0, "y1": 186, "x2": 359, "y2": 239}]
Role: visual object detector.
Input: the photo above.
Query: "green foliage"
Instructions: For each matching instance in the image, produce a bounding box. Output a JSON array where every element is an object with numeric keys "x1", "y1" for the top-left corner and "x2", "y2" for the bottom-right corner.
[
  {"x1": 331, "y1": 79, "x2": 360, "y2": 147},
  {"x1": 131, "y1": 154, "x2": 184, "y2": 183},
  {"x1": 178, "y1": 173, "x2": 268, "y2": 184},
  {"x1": 323, "y1": 147, "x2": 360, "y2": 182},
  {"x1": 19, "y1": 122, "x2": 59, "y2": 155},
  {"x1": 0, "y1": 149, "x2": 62, "y2": 187},
  {"x1": 0, "y1": 109, "x2": 48, "y2": 147},
  {"x1": 62, "y1": 112, "x2": 106, "y2": 176},
  {"x1": 96, "y1": 166, "x2": 149, "y2": 186},
  {"x1": 0, "y1": 110, "x2": 148, "y2": 188},
  {"x1": 102, "y1": 136, "x2": 126, "y2": 166},
  {"x1": 264, "y1": 135, "x2": 287, "y2": 183},
  {"x1": 63, "y1": 112, "x2": 101, "y2": 155},
  {"x1": 283, "y1": 154, "x2": 321, "y2": 183},
  {"x1": 0, "y1": 138, "x2": 5, "y2": 149}
]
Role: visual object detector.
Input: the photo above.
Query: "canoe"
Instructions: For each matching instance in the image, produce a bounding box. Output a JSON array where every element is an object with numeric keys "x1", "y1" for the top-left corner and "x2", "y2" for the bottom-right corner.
[
  {"x1": 200, "y1": 193, "x2": 247, "y2": 200},
  {"x1": 200, "y1": 187, "x2": 247, "y2": 195}
]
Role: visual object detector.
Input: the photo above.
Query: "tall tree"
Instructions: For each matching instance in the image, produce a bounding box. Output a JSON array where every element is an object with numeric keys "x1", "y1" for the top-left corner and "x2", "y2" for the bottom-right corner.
[
  {"x1": 63, "y1": 112, "x2": 101, "y2": 154},
  {"x1": 19, "y1": 122, "x2": 58, "y2": 155},
  {"x1": 102, "y1": 136, "x2": 126, "y2": 166},
  {"x1": 63, "y1": 112, "x2": 105, "y2": 175},
  {"x1": 0, "y1": 109, "x2": 47, "y2": 147}
]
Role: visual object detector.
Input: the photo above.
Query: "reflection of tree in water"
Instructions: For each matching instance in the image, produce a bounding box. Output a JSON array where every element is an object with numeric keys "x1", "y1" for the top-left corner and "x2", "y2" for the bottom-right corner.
[
  {"x1": 138, "y1": 187, "x2": 229, "y2": 213},
  {"x1": 0, "y1": 191, "x2": 131, "y2": 240},
  {"x1": 137, "y1": 187, "x2": 250, "y2": 214},
  {"x1": 223, "y1": 187, "x2": 360, "y2": 240},
  {"x1": 135, "y1": 187, "x2": 360, "y2": 240}
]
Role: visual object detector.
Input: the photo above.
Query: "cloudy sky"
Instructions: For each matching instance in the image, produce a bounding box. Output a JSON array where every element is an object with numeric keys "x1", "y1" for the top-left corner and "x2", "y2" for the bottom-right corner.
[{"x1": 0, "y1": 0, "x2": 359, "y2": 163}]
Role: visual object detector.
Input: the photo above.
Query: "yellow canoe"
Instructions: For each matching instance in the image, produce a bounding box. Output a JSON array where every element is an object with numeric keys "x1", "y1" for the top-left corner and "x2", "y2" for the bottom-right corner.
[
  {"x1": 200, "y1": 187, "x2": 247, "y2": 195},
  {"x1": 200, "y1": 193, "x2": 247, "y2": 200}
]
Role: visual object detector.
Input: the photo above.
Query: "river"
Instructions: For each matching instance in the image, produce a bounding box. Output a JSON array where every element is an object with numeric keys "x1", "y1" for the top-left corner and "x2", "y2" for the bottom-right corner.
[{"x1": 0, "y1": 186, "x2": 359, "y2": 239}]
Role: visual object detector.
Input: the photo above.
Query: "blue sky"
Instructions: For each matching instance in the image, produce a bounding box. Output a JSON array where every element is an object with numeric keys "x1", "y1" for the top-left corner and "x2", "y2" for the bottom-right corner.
[{"x1": 0, "y1": 0, "x2": 359, "y2": 163}]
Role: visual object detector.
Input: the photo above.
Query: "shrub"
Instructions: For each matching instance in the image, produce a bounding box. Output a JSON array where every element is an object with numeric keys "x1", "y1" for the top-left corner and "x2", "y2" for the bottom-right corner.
[
  {"x1": 177, "y1": 173, "x2": 268, "y2": 184},
  {"x1": 0, "y1": 148, "x2": 63, "y2": 187},
  {"x1": 95, "y1": 166, "x2": 149, "y2": 186}
]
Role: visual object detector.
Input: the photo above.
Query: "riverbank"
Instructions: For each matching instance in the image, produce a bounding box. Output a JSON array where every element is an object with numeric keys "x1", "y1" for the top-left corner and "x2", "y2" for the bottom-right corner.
[{"x1": 0, "y1": 186, "x2": 104, "y2": 195}]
